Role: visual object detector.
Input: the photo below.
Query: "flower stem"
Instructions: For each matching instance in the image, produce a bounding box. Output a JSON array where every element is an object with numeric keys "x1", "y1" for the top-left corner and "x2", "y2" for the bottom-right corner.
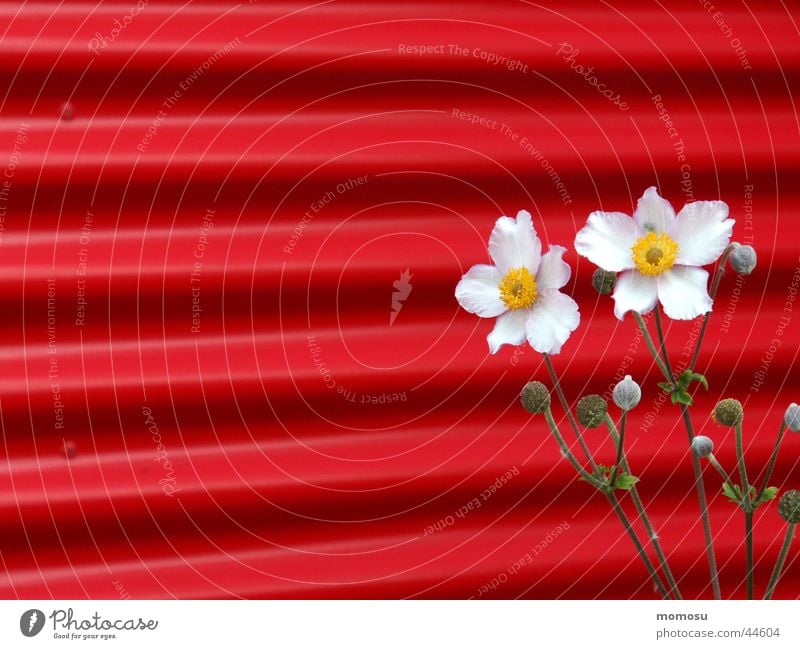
[
  {"x1": 654, "y1": 307, "x2": 675, "y2": 379},
  {"x1": 756, "y1": 423, "x2": 786, "y2": 502},
  {"x1": 543, "y1": 408, "x2": 604, "y2": 489},
  {"x1": 764, "y1": 523, "x2": 797, "y2": 600},
  {"x1": 609, "y1": 411, "x2": 626, "y2": 487},
  {"x1": 707, "y1": 453, "x2": 737, "y2": 488},
  {"x1": 633, "y1": 311, "x2": 721, "y2": 599},
  {"x1": 681, "y1": 406, "x2": 722, "y2": 600},
  {"x1": 543, "y1": 354, "x2": 599, "y2": 474},
  {"x1": 604, "y1": 414, "x2": 683, "y2": 599},
  {"x1": 734, "y1": 422, "x2": 752, "y2": 509},
  {"x1": 606, "y1": 492, "x2": 671, "y2": 599},
  {"x1": 632, "y1": 313, "x2": 673, "y2": 382},
  {"x1": 689, "y1": 244, "x2": 737, "y2": 371},
  {"x1": 544, "y1": 408, "x2": 669, "y2": 598},
  {"x1": 733, "y1": 421, "x2": 755, "y2": 599},
  {"x1": 745, "y1": 510, "x2": 754, "y2": 599}
]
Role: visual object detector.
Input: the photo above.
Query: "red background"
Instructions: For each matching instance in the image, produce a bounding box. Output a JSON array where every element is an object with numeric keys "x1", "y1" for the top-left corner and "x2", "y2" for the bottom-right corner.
[{"x1": 0, "y1": 1, "x2": 798, "y2": 599}]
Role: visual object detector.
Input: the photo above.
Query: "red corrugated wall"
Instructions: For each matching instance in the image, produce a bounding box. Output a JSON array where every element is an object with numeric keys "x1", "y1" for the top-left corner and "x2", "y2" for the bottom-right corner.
[{"x1": 0, "y1": 1, "x2": 798, "y2": 599}]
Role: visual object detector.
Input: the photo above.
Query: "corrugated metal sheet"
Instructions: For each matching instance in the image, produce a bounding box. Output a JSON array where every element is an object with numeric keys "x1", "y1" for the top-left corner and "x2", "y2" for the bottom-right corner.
[{"x1": 0, "y1": 1, "x2": 798, "y2": 598}]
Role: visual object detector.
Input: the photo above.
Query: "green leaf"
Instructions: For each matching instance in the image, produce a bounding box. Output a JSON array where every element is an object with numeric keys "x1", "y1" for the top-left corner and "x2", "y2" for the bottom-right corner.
[
  {"x1": 756, "y1": 486, "x2": 779, "y2": 505},
  {"x1": 613, "y1": 472, "x2": 639, "y2": 491},
  {"x1": 722, "y1": 482, "x2": 742, "y2": 504},
  {"x1": 674, "y1": 390, "x2": 694, "y2": 406},
  {"x1": 673, "y1": 370, "x2": 708, "y2": 399},
  {"x1": 658, "y1": 381, "x2": 674, "y2": 394}
]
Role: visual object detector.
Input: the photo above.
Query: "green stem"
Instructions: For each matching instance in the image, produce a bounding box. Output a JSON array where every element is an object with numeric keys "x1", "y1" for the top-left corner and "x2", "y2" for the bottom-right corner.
[
  {"x1": 682, "y1": 406, "x2": 722, "y2": 600},
  {"x1": 654, "y1": 307, "x2": 675, "y2": 379},
  {"x1": 707, "y1": 453, "x2": 737, "y2": 489},
  {"x1": 543, "y1": 408, "x2": 604, "y2": 489},
  {"x1": 604, "y1": 414, "x2": 683, "y2": 599},
  {"x1": 606, "y1": 492, "x2": 671, "y2": 599},
  {"x1": 745, "y1": 511, "x2": 754, "y2": 599},
  {"x1": 633, "y1": 312, "x2": 673, "y2": 382},
  {"x1": 756, "y1": 423, "x2": 786, "y2": 502},
  {"x1": 545, "y1": 408, "x2": 669, "y2": 598},
  {"x1": 543, "y1": 354, "x2": 599, "y2": 474},
  {"x1": 634, "y1": 310, "x2": 721, "y2": 599},
  {"x1": 734, "y1": 421, "x2": 751, "y2": 509},
  {"x1": 542, "y1": 409, "x2": 670, "y2": 598},
  {"x1": 634, "y1": 311, "x2": 722, "y2": 599},
  {"x1": 609, "y1": 411, "x2": 627, "y2": 487},
  {"x1": 689, "y1": 244, "x2": 737, "y2": 371},
  {"x1": 764, "y1": 523, "x2": 796, "y2": 600},
  {"x1": 734, "y1": 421, "x2": 754, "y2": 598}
]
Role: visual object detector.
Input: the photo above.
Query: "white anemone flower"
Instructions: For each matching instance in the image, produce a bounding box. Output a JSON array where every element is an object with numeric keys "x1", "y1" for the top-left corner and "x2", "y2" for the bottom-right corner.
[
  {"x1": 456, "y1": 210, "x2": 580, "y2": 355},
  {"x1": 575, "y1": 187, "x2": 734, "y2": 320}
]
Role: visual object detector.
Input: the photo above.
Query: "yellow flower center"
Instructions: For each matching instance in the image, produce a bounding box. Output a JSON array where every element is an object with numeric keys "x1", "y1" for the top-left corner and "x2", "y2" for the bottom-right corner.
[
  {"x1": 498, "y1": 266, "x2": 538, "y2": 310},
  {"x1": 632, "y1": 231, "x2": 679, "y2": 276}
]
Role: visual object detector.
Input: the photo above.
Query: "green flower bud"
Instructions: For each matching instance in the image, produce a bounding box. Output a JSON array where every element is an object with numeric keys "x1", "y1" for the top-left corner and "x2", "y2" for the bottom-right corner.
[
  {"x1": 520, "y1": 381, "x2": 550, "y2": 415},
  {"x1": 591, "y1": 268, "x2": 616, "y2": 295},
  {"x1": 691, "y1": 435, "x2": 714, "y2": 458},
  {"x1": 713, "y1": 398, "x2": 743, "y2": 427},
  {"x1": 612, "y1": 375, "x2": 641, "y2": 410},
  {"x1": 729, "y1": 244, "x2": 757, "y2": 275},
  {"x1": 576, "y1": 395, "x2": 607, "y2": 428},
  {"x1": 784, "y1": 403, "x2": 800, "y2": 432},
  {"x1": 778, "y1": 490, "x2": 800, "y2": 524}
]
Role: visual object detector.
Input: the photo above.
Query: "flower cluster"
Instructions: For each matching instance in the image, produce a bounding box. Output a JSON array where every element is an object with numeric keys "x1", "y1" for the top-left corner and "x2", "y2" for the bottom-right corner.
[{"x1": 455, "y1": 187, "x2": 795, "y2": 600}]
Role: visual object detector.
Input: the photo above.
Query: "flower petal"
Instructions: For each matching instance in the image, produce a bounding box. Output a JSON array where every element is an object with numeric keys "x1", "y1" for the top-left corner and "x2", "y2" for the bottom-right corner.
[
  {"x1": 455, "y1": 264, "x2": 505, "y2": 318},
  {"x1": 487, "y1": 309, "x2": 528, "y2": 354},
  {"x1": 536, "y1": 244, "x2": 571, "y2": 290},
  {"x1": 488, "y1": 209, "x2": 542, "y2": 275},
  {"x1": 670, "y1": 200, "x2": 734, "y2": 266},
  {"x1": 612, "y1": 270, "x2": 658, "y2": 320},
  {"x1": 633, "y1": 186, "x2": 676, "y2": 233},
  {"x1": 574, "y1": 211, "x2": 637, "y2": 271},
  {"x1": 657, "y1": 266, "x2": 712, "y2": 320},
  {"x1": 524, "y1": 290, "x2": 580, "y2": 355}
]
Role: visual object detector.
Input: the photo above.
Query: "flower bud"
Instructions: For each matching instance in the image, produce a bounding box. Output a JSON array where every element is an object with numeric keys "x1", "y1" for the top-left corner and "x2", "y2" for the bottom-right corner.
[
  {"x1": 591, "y1": 268, "x2": 616, "y2": 295},
  {"x1": 612, "y1": 375, "x2": 641, "y2": 410},
  {"x1": 784, "y1": 403, "x2": 800, "y2": 432},
  {"x1": 520, "y1": 381, "x2": 550, "y2": 415},
  {"x1": 778, "y1": 490, "x2": 800, "y2": 524},
  {"x1": 576, "y1": 395, "x2": 607, "y2": 429},
  {"x1": 729, "y1": 244, "x2": 757, "y2": 275},
  {"x1": 713, "y1": 398, "x2": 743, "y2": 427},
  {"x1": 691, "y1": 435, "x2": 714, "y2": 458}
]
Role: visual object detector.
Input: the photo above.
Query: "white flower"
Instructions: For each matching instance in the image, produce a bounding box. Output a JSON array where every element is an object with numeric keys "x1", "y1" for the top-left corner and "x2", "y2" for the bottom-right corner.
[
  {"x1": 574, "y1": 187, "x2": 734, "y2": 320},
  {"x1": 455, "y1": 210, "x2": 580, "y2": 354}
]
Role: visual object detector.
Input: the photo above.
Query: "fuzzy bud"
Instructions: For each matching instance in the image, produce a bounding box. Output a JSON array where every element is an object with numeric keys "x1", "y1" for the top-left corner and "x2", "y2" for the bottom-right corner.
[
  {"x1": 691, "y1": 435, "x2": 714, "y2": 458},
  {"x1": 576, "y1": 395, "x2": 607, "y2": 429},
  {"x1": 784, "y1": 403, "x2": 800, "y2": 432},
  {"x1": 591, "y1": 268, "x2": 616, "y2": 295},
  {"x1": 520, "y1": 381, "x2": 551, "y2": 415},
  {"x1": 713, "y1": 398, "x2": 743, "y2": 427},
  {"x1": 612, "y1": 375, "x2": 641, "y2": 411},
  {"x1": 778, "y1": 490, "x2": 800, "y2": 524},
  {"x1": 729, "y1": 244, "x2": 757, "y2": 275}
]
